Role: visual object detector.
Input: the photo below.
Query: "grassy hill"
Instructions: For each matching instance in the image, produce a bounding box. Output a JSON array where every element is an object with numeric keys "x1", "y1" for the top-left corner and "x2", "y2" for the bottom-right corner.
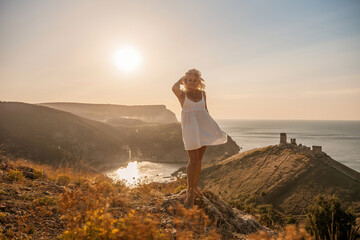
[
  {"x1": 199, "y1": 143, "x2": 360, "y2": 218},
  {"x1": 0, "y1": 154, "x2": 280, "y2": 239},
  {"x1": 0, "y1": 102, "x2": 129, "y2": 171},
  {"x1": 0, "y1": 143, "x2": 358, "y2": 239}
]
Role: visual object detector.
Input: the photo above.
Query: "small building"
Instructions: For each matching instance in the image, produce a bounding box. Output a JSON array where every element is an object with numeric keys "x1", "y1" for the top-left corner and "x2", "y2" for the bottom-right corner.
[
  {"x1": 279, "y1": 133, "x2": 287, "y2": 145},
  {"x1": 312, "y1": 145, "x2": 322, "y2": 154}
]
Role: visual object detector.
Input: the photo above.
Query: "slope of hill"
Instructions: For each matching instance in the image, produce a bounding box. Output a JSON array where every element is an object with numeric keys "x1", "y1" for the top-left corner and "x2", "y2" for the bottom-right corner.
[
  {"x1": 0, "y1": 102, "x2": 129, "y2": 171},
  {"x1": 199, "y1": 143, "x2": 360, "y2": 216},
  {"x1": 0, "y1": 154, "x2": 275, "y2": 239},
  {"x1": 38, "y1": 102, "x2": 178, "y2": 126}
]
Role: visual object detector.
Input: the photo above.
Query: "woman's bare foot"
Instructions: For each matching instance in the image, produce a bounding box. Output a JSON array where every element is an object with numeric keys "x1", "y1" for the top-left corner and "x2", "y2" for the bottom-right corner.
[
  {"x1": 184, "y1": 190, "x2": 195, "y2": 208},
  {"x1": 193, "y1": 187, "x2": 203, "y2": 198}
]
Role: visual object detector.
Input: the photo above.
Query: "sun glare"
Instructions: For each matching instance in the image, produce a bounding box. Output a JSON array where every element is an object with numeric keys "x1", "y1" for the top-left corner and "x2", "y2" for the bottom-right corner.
[{"x1": 113, "y1": 46, "x2": 142, "y2": 72}]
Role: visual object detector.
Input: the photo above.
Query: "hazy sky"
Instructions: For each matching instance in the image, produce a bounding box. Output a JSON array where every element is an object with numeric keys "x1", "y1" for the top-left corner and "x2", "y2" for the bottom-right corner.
[{"x1": 1, "y1": 0, "x2": 359, "y2": 120}]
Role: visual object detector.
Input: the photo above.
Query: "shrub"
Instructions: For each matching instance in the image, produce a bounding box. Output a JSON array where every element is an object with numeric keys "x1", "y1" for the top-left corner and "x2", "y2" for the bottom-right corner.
[
  {"x1": 227, "y1": 199, "x2": 244, "y2": 211},
  {"x1": 73, "y1": 176, "x2": 89, "y2": 187},
  {"x1": 0, "y1": 212, "x2": 6, "y2": 224},
  {"x1": 34, "y1": 196, "x2": 57, "y2": 206},
  {"x1": 48, "y1": 176, "x2": 56, "y2": 182},
  {"x1": 173, "y1": 182, "x2": 187, "y2": 193},
  {"x1": 305, "y1": 194, "x2": 358, "y2": 240},
  {"x1": 248, "y1": 224, "x2": 312, "y2": 240},
  {"x1": 5, "y1": 169, "x2": 24, "y2": 182},
  {"x1": 244, "y1": 203, "x2": 257, "y2": 215},
  {"x1": 57, "y1": 175, "x2": 71, "y2": 186},
  {"x1": 33, "y1": 169, "x2": 44, "y2": 179},
  {"x1": 257, "y1": 204, "x2": 281, "y2": 227},
  {"x1": 245, "y1": 195, "x2": 257, "y2": 205},
  {"x1": 20, "y1": 193, "x2": 34, "y2": 201},
  {"x1": 284, "y1": 216, "x2": 297, "y2": 225},
  {"x1": 98, "y1": 181, "x2": 115, "y2": 196}
]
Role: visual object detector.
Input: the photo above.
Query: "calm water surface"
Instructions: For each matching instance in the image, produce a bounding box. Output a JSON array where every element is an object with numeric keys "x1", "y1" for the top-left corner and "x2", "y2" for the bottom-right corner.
[{"x1": 105, "y1": 160, "x2": 187, "y2": 188}]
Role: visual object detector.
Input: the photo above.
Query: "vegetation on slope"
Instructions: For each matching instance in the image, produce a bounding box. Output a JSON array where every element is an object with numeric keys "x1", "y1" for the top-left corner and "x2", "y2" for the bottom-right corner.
[
  {"x1": 200, "y1": 144, "x2": 360, "y2": 219},
  {"x1": 0, "y1": 154, "x2": 330, "y2": 240}
]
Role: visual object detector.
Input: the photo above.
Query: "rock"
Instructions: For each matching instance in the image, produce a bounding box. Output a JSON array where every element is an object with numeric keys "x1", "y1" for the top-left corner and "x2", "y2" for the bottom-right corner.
[
  {"x1": 161, "y1": 190, "x2": 275, "y2": 239},
  {"x1": 0, "y1": 160, "x2": 8, "y2": 170},
  {"x1": 20, "y1": 186, "x2": 31, "y2": 191},
  {"x1": 22, "y1": 171, "x2": 35, "y2": 179}
]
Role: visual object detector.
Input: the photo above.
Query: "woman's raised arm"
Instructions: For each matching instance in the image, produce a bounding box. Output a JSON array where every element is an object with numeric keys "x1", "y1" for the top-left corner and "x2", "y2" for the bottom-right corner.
[{"x1": 172, "y1": 78, "x2": 184, "y2": 98}]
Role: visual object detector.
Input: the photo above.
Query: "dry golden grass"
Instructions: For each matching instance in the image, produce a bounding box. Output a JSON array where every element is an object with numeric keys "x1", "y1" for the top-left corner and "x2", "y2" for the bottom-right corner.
[
  {"x1": 54, "y1": 168, "x2": 221, "y2": 239},
  {"x1": 168, "y1": 203, "x2": 221, "y2": 239},
  {"x1": 5, "y1": 157, "x2": 320, "y2": 239},
  {"x1": 56, "y1": 172, "x2": 170, "y2": 239},
  {"x1": 248, "y1": 224, "x2": 313, "y2": 240},
  {"x1": 4, "y1": 168, "x2": 25, "y2": 182},
  {"x1": 13, "y1": 157, "x2": 99, "y2": 182}
]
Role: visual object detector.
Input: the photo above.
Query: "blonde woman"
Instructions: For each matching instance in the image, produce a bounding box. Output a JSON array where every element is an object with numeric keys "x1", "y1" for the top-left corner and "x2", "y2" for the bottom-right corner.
[{"x1": 172, "y1": 69, "x2": 228, "y2": 208}]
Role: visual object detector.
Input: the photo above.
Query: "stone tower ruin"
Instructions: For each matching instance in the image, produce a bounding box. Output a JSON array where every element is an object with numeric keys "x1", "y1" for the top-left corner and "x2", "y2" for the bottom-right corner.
[
  {"x1": 279, "y1": 133, "x2": 287, "y2": 145},
  {"x1": 312, "y1": 145, "x2": 322, "y2": 154}
]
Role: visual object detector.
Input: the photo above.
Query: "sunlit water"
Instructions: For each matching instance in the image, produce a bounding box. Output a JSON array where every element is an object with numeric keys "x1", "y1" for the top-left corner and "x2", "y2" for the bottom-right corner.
[{"x1": 105, "y1": 161, "x2": 187, "y2": 188}]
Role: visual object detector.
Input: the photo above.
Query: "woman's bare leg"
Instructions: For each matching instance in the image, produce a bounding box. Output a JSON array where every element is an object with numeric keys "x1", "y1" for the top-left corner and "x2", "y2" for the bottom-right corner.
[
  {"x1": 185, "y1": 148, "x2": 200, "y2": 207},
  {"x1": 194, "y1": 146, "x2": 207, "y2": 197}
]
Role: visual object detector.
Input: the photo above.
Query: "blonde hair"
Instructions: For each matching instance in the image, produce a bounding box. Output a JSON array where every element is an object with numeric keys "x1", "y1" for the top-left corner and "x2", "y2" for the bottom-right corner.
[{"x1": 181, "y1": 69, "x2": 205, "y2": 91}]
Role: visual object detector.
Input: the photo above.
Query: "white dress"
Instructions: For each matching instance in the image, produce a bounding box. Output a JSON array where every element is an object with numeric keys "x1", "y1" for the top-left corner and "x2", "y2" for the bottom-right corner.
[{"x1": 181, "y1": 91, "x2": 228, "y2": 150}]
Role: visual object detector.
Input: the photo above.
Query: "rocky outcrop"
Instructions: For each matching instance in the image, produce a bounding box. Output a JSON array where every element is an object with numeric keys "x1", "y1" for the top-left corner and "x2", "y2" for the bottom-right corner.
[{"x1": 160, "y1": 189, "x2": 275, "y2": 239}]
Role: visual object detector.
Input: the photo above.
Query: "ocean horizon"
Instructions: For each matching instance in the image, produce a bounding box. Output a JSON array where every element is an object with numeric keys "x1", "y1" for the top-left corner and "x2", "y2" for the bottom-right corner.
[{"x1": 215, "y1": 119, "x2": 360, "y2": 172}]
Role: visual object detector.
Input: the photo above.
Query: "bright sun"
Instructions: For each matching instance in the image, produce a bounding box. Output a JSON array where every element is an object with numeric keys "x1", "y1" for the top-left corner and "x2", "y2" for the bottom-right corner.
[{"x1": 113, "y1": 46, "x2": 142, "y2": 72}]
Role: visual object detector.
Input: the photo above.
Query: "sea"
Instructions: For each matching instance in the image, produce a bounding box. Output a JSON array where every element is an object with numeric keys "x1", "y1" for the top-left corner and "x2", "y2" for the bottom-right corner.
[
  {"x1": 106, "y1": 119, "x2": 360, "y2": 187},
  {"x1": 217, "y1": 119, "x2": 360, "y2": 173}
]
